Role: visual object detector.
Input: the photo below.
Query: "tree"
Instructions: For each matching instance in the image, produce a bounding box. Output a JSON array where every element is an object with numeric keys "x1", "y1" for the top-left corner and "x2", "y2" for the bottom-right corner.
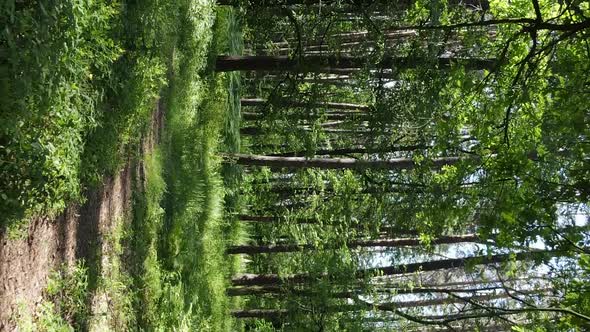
[
  {"x1": 226, "y1": 233, "x2": 481, "y2": 254},
  {"x1": 232, "y1": 250, "x2": 556, "y2": 286},
  {"x1": 227, "y1": 0, "x2": 590, "y2": 329},
  {"x1": 228, "y1": 153, "x2": 463, "y2": 170},
  {"x1": 241, "y1": 98, "x2": 370, "y2": 111},
  {"x1": 215, "y1": 55, "x2": 496, "y2": 72},
  {"x1": 217, "y1": 0, "x2": 491, "y2": 10}
]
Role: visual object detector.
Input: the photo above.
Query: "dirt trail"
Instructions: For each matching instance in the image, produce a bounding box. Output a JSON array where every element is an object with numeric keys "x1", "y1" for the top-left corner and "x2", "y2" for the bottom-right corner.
[{"x1": 0, "y1": 101, "x2": 164, "y2": 330}]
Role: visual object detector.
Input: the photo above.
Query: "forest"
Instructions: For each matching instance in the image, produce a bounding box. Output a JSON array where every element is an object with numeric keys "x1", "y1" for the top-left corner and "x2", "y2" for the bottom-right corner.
[{"x1": 0, "y1": 0, "x2": 589, "y2": 331}]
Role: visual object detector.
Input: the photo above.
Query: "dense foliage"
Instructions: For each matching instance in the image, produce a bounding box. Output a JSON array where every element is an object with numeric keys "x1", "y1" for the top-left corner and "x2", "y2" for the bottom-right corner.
[
  {"x1": 3, "y1": 1, "x2": 242, "y2": 331},
  {"x1": 223, "y1": 0, "x2": 590, "y2": 330},
  {"x1": 1, "y1": 1, "x2": 121, "y2": 224}
]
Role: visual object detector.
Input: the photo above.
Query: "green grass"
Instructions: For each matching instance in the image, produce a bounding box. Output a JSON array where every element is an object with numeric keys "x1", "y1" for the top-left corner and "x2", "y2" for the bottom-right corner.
[
  {"x1": 159, "y1": 44, "x2": 234, "y2": 332},
  {"x1": 88, "y1": 216, "x2": 135, "y2": 331},
  {"x1": 123, "y1": 3, "x2": 245, "y2": 332},
  {"x1": 118, "y1": 0, "x2": 243, "y2": 330},
  {"x1": 215, "y1": 8, "x2": 249, "y2": 327},
  {"x1": 15, "y1": 262, "x2": 90, "y2": 331},
  {"x1": 6, "y1": 1, "x2": 246, "y2": 331},
  {"x1": 130, "y1": 148, "x2": 167, "y2": 328}
]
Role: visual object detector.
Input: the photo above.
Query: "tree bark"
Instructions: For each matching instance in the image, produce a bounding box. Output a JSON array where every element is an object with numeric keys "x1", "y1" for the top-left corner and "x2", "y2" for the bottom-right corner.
[
  {"x1": 240, "y1": 126, "x2": 369, "y2": 136},
  {"x1": 242, "y1": 111, "x2": 367, "y2": 121},
  {"x1": 227, "y1": 153, "x2": 464, "y2": 170},
  {"x1": 231, "y1": 250, "x2": 556, "y2": 286},
  {"x1": 270, "y1": 144, "x2": 430, "y2": 157},
  {"x1": 231, "y1": 308, "x2": 288, "y2": 320},
  {"x1": 237, "y1": 215, "x2": 421, "y2": 237},
  {"x1": 215, "y1": 55, "x2": 496, "y2": 72},
  {"x1": 228, "y1": 276, "x2": 550, "y2": 296},
  {"x1": 231, "y1": 289, "x2": 543, "y2": 319},
  {"x1": 227, "y1": 284, "x2": 505, "y2": 297},
  {"x1": 227, "y1": 234, "x2": 481, "y2": 254},
  {"x1": 241, "y1": 98, "x2": 370, "y2": 111},
  {"x1": 217, "y1": 0, "x2": 490, "y2": 10}
]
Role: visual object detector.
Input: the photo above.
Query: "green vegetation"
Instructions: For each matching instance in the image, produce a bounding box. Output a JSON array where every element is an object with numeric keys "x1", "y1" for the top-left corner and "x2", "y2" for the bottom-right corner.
[
  {"x1": 15, "y1": 262, "x2": 90, "y2": 331},
  {"x1": 0, "y1": 0, "x2": 183, "y2": 226},
  {"x1": 88, "y1": 215, "x2": 135, "y2": 331},
  {"x1": 5, "y1": 1, "x2": 244, "y2": 331},
  {"x1": 1, "y1": 1, "x2": 121, "y2": 225}
]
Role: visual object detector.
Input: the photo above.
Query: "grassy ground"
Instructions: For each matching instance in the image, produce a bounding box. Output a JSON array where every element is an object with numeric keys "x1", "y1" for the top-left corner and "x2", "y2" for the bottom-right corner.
[
  {"x1": 5, "y1": 1, "x2": 245, "y2": 331},
  {"x1": 217, "y1": 7, "x2": 248, "y2": 330}
]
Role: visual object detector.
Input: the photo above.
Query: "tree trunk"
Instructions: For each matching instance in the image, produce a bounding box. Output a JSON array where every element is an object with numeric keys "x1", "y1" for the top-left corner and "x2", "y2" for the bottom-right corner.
[
  {"x1": 231, "y1": 289, "x2": 543, "y2": 319},
  {"x1": 217, "y1": 0, "x2": 336, "y2": 6},
  {"x1": 242, "y1": 111, "x2": 367, "y2": 122},
  {"x1": 228, "y1": 153, "x2": 464, "y2": 170},
  {"x1": 240, "y1": 126, "x2": 368, "y2": 136},
  {"x1": 217, "y1": 0, "x2": 490, "y2": 10},
  {"x1": 215, "y1": 55, "x2": 496, "y2": 72},
  {"x1": 227, "y1": 283, "x2": 506, "y2": 297},
  {"x1": 270, "y1": 144, "x2": 430, "y2": 157},
  {"x1": 241, "y1": 98, "x2": 370, "y2": 111},
  {"x1": 231, "y1": 308, "x2": 288, "y2": 320},
  {"x1": 237, "y1": 215, "x2": 422, "y2": 237},
  {"x1": 228, "y1": 275, "x2": 550, "y2": 296},
  {"x1": 231, "y1": 250, "x2": 555, "y2": 286},
  {"x1": 237, "y1": 215, "x2": 317, "y2": 223},
  {"x1": 227, "y1": 234, "x2": 481, "y2": 254}
]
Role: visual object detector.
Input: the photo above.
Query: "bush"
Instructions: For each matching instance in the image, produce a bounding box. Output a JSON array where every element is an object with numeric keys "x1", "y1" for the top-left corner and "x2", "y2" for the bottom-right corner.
[{"x1": 0, "y1": 1, "x2": 121, "y2": 225}]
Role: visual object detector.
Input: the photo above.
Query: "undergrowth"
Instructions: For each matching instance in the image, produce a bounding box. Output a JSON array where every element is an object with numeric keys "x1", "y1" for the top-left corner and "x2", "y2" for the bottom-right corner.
[
  {"x1": 125, "y1": 2, "x2": 243, "y2": 331},
  {"x1": 1, "y1": 0, "x2": 183, "y2": 229},
  {"x1": 89, "y1": 215, "x2": 135, "y2": 331},
  {"x1": 130, "y1": 148, "x2": 169, "y2": 329},
  {"x1": 4, "y1": 1, "x2": 245, "y2": 331},
  {"x1": 16, "y1": 262, "x2": 89, "y2": 331},
  {"x1": 216, "y1": 8, "x2": 248, "y2": 327},
  {"x1": 0, "y1": 1, "x2": 122, "y2": 226}
]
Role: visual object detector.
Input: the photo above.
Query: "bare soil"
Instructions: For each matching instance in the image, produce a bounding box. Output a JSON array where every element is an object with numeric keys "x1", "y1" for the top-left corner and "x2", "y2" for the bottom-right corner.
[{"x1": 0, "y1": 101, "x2": 164, "y2": 330}]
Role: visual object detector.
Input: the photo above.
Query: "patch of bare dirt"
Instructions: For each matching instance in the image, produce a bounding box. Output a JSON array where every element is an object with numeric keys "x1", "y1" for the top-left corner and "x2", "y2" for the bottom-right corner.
[{"x1": 0, "y1": 100, "x2": 164, "y2": 331}]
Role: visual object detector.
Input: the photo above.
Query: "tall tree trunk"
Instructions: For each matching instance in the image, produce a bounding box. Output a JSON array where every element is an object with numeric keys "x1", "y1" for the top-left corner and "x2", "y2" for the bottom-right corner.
[
  {"x1": 240, "y1": 126, "x2": 368, "y2": 136},
  {"x1": 242, "y1": 111, "x2": 367, "y2": 121},
  {"x1": 231, "y1": 289, "x2": 543, "y2": 319},
  {"x1": 227, "y1": 283, "x2": 506, "y2": 297},
  {"x1": 228, "y1": 153, "x2": 464, "y2": 170},
  {"x1": 231, "y1": 250, "x2": 556, "y2": 286},
  {"x1": 270, "y1": 144, "x2": 429, "y2": 157},
  {"x1": 237, "y1": 215, "x2": 422, "y2": 235},
  {"x1": 226, "y1": 234, "x2": 481, "y2": 254},
  {"x1": 237, "y1": 216, "x2": 423, "y2": 240},
  {"x1": 241, "y1": 98, "x2": 370, "y2": 111},
  {"x1": 217, "y1": 0, "x2": 336, "y2": 6},
  {"x1": 299, "y1": 29, "x2": 419, "y2": 46},
  {"x1": 231, "y1": 308, "x2": 288, "y2": 320},
  {"x1": 228, "y1": 275, "x2": 550, "y2": 296},
  {"x1": 217, "y1": 0, "x2": 490, "y2": 10},
  {"x1": 215, "y1": 55, "x2": 496, "y2": 72}
]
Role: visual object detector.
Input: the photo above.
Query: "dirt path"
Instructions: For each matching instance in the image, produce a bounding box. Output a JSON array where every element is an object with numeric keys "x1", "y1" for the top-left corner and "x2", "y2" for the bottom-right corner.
[{"x1": 0, "y1": 101, "x2": 164, "y2": 330}]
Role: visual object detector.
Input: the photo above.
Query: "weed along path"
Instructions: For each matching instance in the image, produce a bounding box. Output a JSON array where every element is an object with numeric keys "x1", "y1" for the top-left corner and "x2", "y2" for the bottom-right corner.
[
  {"x1": 2, "y1": 2, "x2": 243, "y2": 330},
  {"x1": 0, "y1": 165, "x2": 132, "y2": 330},
  {"x1": 0, "y1": 103, "x2": 164, "y2": 330}
]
